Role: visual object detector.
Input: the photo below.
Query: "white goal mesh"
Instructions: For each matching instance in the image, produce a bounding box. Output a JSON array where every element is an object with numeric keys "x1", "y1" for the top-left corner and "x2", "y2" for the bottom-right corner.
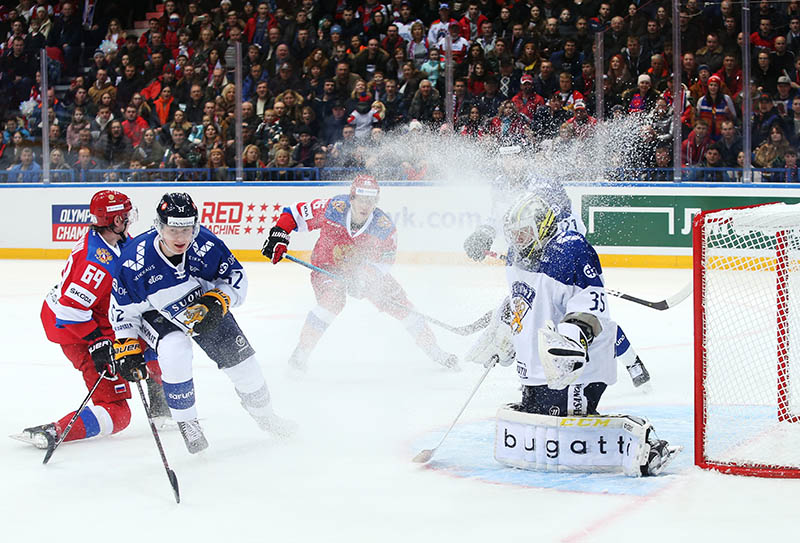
[{"x1": 696, "y1": 203, "x2": 800, "y2": 477}]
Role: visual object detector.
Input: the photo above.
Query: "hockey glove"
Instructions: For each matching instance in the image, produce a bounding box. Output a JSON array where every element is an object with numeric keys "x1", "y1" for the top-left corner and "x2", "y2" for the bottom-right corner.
[
  {"x1": 463, "y1": 225, "x2": 496, "y2": 261},
  {"x1": 88, "y1": 337, "x2": 116, "y2": 376},
  {"x1": 114, "y1": 338, "x2": 148, "y2": 382},
  {"x1": 185, "y1": 288, "x2": 231, "y2": 335},
  {"x1": 538, "y1": 321, "x2": 588, "y2": 390},
  {"x1": 261, "y1": 226, "x2": 290, "y2": 264}
]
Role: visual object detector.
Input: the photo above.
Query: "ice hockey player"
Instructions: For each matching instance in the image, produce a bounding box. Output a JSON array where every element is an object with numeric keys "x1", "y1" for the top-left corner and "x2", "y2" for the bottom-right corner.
[
  {"x1": 463, "y1": 145, "x2": 651, "y2": 388},
  {"x1": 12, "y1": 190, "x2": 169, "y2": 453},
  {"x1": 466, "y1": 193, "x2": 679, "y2": 476},
  {"x1": 261, "y1": 174, "x2": 459, "y2": 372},
  {"x1": 110, "y1": 192, "x2": 294, "y2": 454}
]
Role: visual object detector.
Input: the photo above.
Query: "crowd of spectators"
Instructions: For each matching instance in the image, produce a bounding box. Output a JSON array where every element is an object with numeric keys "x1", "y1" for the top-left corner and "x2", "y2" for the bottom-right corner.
[{"x1": 1, "y1": 0, "x2": 800, "y2": 182}]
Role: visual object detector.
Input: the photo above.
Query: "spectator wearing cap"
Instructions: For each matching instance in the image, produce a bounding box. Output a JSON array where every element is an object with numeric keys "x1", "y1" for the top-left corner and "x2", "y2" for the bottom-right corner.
[
  {"x1": 246, "y1": 2, "x2": 278, "y2": 49},
  {"x1": 164, "y1": 13, "x2": 182, "y2": 52},
  {"x1": 428, "y1": 3, "x2": 458, "y2": 44},
  {"x1": 775, "y1": 75, "x2": 798, "y2": 113},
  {"x1": 625, "y1": 74, "x2": 659, "y2": 114},
  {"x1": 291, "y1": 126, "x2": 321, "y2": 166},
  {"x1": 695, "y1": 33, "x2": 724, "y2": 74},
  {"x1": 270, "y1": 61, "x2": 302, "y2": 96},
  {"x1": 752, "y1": 93, "x2": 785, "y2": 147},
  {"x1": 532, "y1": 92, "x2": 571, "y2": 140},
  {"x1": 689, "y1": 64, "x2": 713, "y2": 102},
  {"x1": 566, "y1": 99, "x2": 597, "y2": 138},
  {"x1": 511, "y1": 73, "x2": 544, "y2": 121}
]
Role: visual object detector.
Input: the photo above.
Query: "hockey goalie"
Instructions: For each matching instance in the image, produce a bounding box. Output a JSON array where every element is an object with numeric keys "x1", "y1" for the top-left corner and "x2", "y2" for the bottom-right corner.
[{"x1": 466, "y1": 193, "x2": 681, "y2": 476}]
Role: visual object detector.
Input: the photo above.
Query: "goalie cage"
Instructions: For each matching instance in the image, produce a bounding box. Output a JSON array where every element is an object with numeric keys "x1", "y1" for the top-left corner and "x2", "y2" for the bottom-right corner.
[{"x1": 694, "y1": 202, "x2": 800, "y2": 478}]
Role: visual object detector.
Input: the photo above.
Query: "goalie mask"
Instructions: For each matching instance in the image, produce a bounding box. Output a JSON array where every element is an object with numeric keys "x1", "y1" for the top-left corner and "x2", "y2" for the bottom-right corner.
[{"x1": 503, "y1": 193, "x2": 557, "y2": 261}]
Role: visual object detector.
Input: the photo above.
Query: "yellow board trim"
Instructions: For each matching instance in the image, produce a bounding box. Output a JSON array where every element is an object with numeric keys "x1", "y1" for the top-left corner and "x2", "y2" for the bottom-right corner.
[{"x1": 0, "y1": 248, "x2": 692, "y2": 268}]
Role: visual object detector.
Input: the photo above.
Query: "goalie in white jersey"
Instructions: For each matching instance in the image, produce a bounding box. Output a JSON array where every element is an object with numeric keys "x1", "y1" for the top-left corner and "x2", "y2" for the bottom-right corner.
[
  {"x1": 467, "y1": 193, "x2": 679, "y2": 476},
  {"x1": 110, "y1": 193, "x2": 294, "y2": 453}
]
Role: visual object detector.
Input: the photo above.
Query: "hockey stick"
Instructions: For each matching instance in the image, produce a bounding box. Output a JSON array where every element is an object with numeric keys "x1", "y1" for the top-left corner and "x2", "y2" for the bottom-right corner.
[
  {"x1": 485, "y1": 252, "x2": 693, "y2": 311},
  {"x1": 283, "y1": 254, "x2": 493, "y2": 336},
  {"x1": 43, "y1": 370, "x2": 107, "y2": 464},
  {"x1": 135, "y1": 380, "x2": 180, "y2": 504},
  {"x1": 412, "y1": 355, "x2": 498, "y2": 464}
]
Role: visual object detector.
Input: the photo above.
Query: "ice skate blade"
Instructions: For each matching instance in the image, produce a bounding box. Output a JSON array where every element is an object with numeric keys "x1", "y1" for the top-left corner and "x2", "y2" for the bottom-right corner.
[{"x1": 9, "y1": 432, "x2": 51, "y2": 450}]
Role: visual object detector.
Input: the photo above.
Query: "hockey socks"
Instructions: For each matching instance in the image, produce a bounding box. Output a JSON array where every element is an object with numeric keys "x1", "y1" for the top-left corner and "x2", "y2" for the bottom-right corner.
[{"x1": 55, "y1": 401, "x2": 131, "y2": 441}]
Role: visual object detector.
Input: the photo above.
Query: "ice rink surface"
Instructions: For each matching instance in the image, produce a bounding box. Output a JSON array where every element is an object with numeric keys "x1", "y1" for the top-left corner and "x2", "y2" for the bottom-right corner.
[{"x1": 1, "y1": 260, "x2": 796, "y2": 542}]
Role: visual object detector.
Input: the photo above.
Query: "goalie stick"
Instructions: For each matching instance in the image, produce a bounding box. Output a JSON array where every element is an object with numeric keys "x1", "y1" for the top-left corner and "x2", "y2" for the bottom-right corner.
[
  {"x1": 283, "y1": 254, "x2": 492, "y2": 336},
  {"x1": 412, "y1": 356, "x2": 498, "y2": 463},
  {"x1": 485, "y1": 252, "x2": 692, "y2": 311}
]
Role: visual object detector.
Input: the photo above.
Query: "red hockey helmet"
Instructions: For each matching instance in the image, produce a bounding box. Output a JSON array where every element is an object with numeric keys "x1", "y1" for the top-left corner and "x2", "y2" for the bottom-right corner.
[
  {"x1": 350, "y1": 174, "x2": 380, "y2": 200},
  {"x1": 90, "y1": 190, "x2": 134, "y2": 227}
]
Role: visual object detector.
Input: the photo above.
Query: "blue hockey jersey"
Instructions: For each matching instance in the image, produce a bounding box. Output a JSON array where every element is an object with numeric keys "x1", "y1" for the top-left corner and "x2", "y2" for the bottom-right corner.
[{"x1": 110, "y1": 226, "x2": 247, "y2": 341}]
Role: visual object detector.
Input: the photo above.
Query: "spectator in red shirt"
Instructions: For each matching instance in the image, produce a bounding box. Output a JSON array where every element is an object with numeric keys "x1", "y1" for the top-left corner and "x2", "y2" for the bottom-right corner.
[
  {"x1": 511, "y1": 73, "x2": 545, "y2": 121},
  {"x1": 121, "y1": 104, "x2": 149, "y2": 148},
  {"x1": 751, "y1": 17, "x2": 776, "y2": 51}
]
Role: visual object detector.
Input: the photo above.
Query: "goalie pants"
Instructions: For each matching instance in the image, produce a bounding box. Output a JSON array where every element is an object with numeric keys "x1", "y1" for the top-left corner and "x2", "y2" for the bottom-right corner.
[{"x1": 520, "y1": 382, "x2": 607, "y2": 417}]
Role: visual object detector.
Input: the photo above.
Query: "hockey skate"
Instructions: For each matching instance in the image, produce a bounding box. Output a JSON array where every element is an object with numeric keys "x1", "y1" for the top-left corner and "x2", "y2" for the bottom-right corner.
[
  {"x1": 253, "y1": 411, "x2": 298, "y2": 438},
  {"x1": 626, "y1": 357, "x2": 651, "y2": 388},
  {"x1": 10, "y1": 423, "x2": 59, "y2": 451},
  {"x1": 287, "y1": 346, "x2": 310, "y2": 374},
  {"x1": 177, "y1": 419, "x2": 208, "y2": 454},
  {"x1": 642, "y1": 437, "x2": 683, "y2": 476},
  {"x1": 146, "y1": 377, "x2": 172, "y2": 426}
]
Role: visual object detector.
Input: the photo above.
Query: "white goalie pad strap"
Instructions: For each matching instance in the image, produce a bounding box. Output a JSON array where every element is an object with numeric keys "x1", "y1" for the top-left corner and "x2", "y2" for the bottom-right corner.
[
  {"x1": 494, "y1": 407, "x2": 650, "y2": 477},
  {"x1": 538, "y1": 321, "x2": 587, "y2": 390},
  {"x1": 465, "y1": 298, "x2": 515, "y2": 367}
]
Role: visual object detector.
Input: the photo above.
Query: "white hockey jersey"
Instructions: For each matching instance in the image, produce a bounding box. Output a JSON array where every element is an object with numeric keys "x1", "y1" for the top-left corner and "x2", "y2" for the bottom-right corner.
[
  {"x1": 110, "y1": 226, "x2": 247, "y2": 341},
  {"x1": 504, "y1": 230, "x2": 617, "y2": 387}
]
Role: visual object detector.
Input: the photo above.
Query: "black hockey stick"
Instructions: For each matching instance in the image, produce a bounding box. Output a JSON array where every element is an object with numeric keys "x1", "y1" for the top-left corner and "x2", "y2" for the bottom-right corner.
[
  {"x1": 485, "y1": 252, "x2": 692, "y2": 311},
  {"x1": 283, "y1": 254, "x2": 492, "y2": 336},
  {"x1": 412, "y1": 355, "x2": 498, "y2": 464},
  {"x1": 43, "y1": 370, "x2": 107, "y2": 464},
  {"x1": 135, "y1": 380, "x2": 180, "y2": 504}
]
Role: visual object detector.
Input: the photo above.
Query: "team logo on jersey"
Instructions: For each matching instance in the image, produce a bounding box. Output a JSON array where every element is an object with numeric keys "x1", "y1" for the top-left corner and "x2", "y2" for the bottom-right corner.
[
  {"x1": 332, "y1": 200, "x2": 346, "y2": 213},
  {"x1": 332, "y1": 244, "x2": 357, "y2": 266},
  {"x1": 508, "y1": 281, "x2": 535, "y2": 334},
  {"x1": 377, "y1": 215, "x2": 392, "y2": 229},
  {"x1": 95, "y1": 248, "x2": 113, "y2": 264},
  {"x1": 583, "y1": 264, "x2": 598, "y2": 279},
  {"x1": 122, "y1": 240, "x2": 147, "y2": 271},
  {"x1": 192, "y1": 240, "x2": 215, "y2": 257}
]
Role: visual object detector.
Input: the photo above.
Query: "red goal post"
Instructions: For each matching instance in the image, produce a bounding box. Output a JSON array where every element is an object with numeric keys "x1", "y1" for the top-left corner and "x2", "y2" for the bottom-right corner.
[{"x1": 693, "y1": 202, "x2": 800, "y2": 478}]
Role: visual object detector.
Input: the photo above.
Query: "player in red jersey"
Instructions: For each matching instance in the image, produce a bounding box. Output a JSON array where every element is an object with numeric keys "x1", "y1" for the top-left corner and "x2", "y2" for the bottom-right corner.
[
  {"x1": 11, "y1": 190, "x2": 168, "y2": 451},
  {"x1": 262, "y1": 175, "x2": 459, "y2": 372}
]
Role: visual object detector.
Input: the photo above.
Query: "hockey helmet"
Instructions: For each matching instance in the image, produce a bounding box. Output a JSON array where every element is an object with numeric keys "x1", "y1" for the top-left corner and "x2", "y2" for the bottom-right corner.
[
  {"x1": 90, "y1": 190, "x2": 135, "y2": 227},
  {"x1": 350, "y1": 174, "x2": 380, "y2": 201},
  {"x1": 503, "y1": 193, "x2": 557, "y2": 260},
  {"x1": 155, "y1": 192, "x2": 200, "y2": 238}
]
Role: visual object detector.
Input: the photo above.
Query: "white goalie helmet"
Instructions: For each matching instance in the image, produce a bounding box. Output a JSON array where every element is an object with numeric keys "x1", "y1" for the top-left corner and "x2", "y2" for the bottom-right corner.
[{"x1": 503, "y1": 193, "x2": 558, "y2": 260}]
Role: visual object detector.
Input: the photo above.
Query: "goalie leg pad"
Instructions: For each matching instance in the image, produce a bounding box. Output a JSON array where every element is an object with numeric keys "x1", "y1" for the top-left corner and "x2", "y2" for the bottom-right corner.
[{"x1": 494, "y1": 408, "x2": 652, "y2": 477}]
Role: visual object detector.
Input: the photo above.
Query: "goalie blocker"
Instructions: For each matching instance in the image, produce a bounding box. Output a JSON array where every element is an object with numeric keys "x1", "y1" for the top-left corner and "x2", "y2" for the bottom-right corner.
[{"x1": 494, "y1": 407, "x2": 681, "y2": 476}]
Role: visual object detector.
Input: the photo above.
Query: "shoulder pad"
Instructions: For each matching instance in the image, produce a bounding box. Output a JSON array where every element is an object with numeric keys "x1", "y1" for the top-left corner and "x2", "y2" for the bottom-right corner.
[{"x1": 325, "y1": 195, "x2": 350, "y2": 222}]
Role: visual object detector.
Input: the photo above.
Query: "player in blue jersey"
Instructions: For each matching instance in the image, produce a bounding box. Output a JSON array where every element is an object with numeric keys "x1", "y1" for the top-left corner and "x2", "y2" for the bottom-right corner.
[
  {"x1": 467, "y1": 193, "x2": 679, "y2": 475},
  {"x1": 463, "y1": 145, "x2": 651, "y2": 387},
  {"x1": 110, "y1": 193, "x2": 294, "y2": 453}
]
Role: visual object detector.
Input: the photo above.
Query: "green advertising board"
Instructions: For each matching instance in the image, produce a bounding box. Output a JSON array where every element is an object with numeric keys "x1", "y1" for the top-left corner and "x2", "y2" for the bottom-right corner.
[{"x1": 581, "y1": 194, "x2": 800, "y2": 248}]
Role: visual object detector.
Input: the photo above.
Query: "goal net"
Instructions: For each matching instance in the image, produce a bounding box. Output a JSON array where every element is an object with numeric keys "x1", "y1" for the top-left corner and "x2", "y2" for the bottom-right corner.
[{"x1": 694, "y1": 202, "x2": 800, "y2": 477}]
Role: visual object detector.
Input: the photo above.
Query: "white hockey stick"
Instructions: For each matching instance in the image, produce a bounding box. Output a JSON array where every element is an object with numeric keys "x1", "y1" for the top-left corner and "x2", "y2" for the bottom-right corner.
[{"x1": 412, "y1": 356, "x2": 498, "y2": 464}]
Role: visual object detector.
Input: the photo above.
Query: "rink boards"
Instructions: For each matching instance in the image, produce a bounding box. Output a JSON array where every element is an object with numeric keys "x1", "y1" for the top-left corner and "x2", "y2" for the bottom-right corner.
[{"x1": 2, "y1": 180, "x2": 800, "y2": 267}]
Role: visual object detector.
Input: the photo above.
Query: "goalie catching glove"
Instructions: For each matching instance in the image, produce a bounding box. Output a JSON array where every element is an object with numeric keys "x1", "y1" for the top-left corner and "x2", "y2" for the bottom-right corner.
[
  {"x1": 538, "y1": 320, "x2": 590, "y2": 390},
  {"x1": 465, "y1": 298, "x2": 516, "y2": 368},
  {"x1": 113, "y1": 338, "x2": 148, "y2": 381},
  {"x1": 185, "y1": 288, "x2": 231, "y2": 335}
]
